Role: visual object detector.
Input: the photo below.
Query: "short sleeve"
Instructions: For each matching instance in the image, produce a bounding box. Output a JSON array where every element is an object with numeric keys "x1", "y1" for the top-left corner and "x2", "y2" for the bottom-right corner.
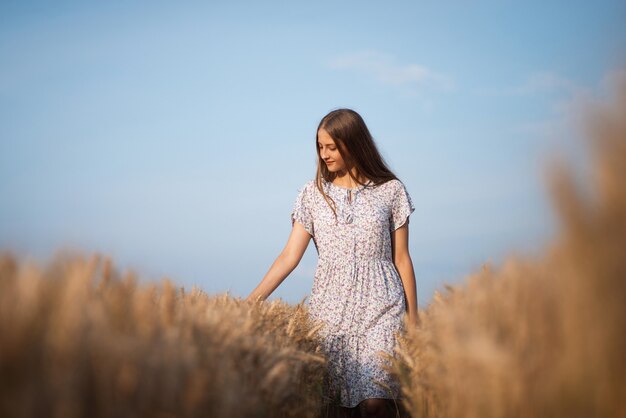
[
  {"x1": 391, "y1": 180, "x2": 415, "y2": 231},
  {"x1": 290, "y1": 182, "x2": 314, "y2": 237}
]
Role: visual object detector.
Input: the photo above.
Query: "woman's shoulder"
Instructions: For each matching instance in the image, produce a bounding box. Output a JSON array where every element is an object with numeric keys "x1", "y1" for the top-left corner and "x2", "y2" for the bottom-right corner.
[
  {"x1": 377, "y1": 178, "x2": 405, "y2": 190},
  {"x1": 295, "y1": 179, "x2": 316, "y2": 195}
]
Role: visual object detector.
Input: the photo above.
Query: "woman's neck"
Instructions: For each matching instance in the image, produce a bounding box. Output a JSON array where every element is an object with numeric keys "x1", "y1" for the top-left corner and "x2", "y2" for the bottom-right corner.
[{"x1": 332, "y1": 170, "x2": 368, "y2": 188}]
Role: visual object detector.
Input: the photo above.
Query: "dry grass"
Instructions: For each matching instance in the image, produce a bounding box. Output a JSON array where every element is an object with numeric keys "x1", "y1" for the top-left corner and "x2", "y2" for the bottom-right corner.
[
  {"x1": 388, "y1": 76, "x2": 626, "y2": 417},
  {"x1": 0, "y1": 251, "x2": 327, "y2": 418}
]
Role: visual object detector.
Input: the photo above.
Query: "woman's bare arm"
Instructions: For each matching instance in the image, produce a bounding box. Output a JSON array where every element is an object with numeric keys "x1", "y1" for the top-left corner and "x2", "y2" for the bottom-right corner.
[
  {"x1": 245, "y1": 222, "x2": 312, "y2": 302},
  {"x1": 391, "y1": 220, "x2": 421, "y2": 327}
]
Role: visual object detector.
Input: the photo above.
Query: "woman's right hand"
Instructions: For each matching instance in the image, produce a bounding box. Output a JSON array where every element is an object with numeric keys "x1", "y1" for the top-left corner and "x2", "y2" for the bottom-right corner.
[{"x1": 244, "y1": 221, "x2": 312, "y2": 302}]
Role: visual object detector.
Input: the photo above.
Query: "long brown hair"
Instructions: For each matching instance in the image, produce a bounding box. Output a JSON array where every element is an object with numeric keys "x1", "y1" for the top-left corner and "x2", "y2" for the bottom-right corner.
[{"x1": 314, "y1": 108, "x2": 398, "y2": 220}]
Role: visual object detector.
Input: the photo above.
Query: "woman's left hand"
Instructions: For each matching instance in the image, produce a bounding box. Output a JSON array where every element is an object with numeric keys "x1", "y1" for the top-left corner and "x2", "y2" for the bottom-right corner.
[{"x1": 406, "y1": 310, "x2": 421, "y2": 328}]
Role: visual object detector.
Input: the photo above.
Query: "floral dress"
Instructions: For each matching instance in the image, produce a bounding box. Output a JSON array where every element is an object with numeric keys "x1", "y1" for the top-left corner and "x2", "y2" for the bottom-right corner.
[{"x1": 290, "y1": 177, "x2": 415, "y2": 408}]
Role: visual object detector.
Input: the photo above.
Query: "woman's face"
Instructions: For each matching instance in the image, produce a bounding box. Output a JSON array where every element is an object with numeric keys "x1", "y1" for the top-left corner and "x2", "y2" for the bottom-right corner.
[{"x1": 318, "y1": 128, "x2": 347, "y2": 174}]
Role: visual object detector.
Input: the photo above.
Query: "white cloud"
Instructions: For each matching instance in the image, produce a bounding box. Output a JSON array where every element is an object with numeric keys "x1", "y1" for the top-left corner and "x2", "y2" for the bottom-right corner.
[
  {"x1": 511, "y1": 68, "x2": 626, "y2": 136},
  {"x1": 326, "y1": 50, "x2": 454, "y2": 92}
]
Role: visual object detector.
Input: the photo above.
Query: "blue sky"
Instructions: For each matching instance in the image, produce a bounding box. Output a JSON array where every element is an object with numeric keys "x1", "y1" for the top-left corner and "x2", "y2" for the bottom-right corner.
[{"x1": 1, "y1": 1, "x2": 625, "y2": 307}]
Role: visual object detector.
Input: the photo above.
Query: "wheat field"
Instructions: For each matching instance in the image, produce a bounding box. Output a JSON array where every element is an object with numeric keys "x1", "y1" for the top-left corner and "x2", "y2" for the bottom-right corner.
[
  {"x1": 0, "y1": 253, "x2": 328, "y2": 418},
  {"x1": 1, "y1": 80, "x2": 624, "y2": 418}
]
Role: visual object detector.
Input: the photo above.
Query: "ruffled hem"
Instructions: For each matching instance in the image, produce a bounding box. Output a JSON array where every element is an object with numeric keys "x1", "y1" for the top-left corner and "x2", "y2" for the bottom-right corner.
[
  {"x1": 291, "y1": 211, "x2": 314, "y2": 236},
  {"x1": 339, "y1": 395, "x2": 403, "y2": 410},
  {"x1": 325, "y1": 380, "x2": 403, "y2": 409},
  {"x1": 391, "y1": 205, "x2": 415, "y2": 231},
  {"x1": 290, "y1": 181, "x2": 315, "y2": 236}
]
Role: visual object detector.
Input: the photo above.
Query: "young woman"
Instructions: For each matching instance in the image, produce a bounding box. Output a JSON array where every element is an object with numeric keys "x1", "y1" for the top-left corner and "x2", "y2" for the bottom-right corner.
[{"x1": 246, "y1": 108, "x2": 420, "y2": 418}]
